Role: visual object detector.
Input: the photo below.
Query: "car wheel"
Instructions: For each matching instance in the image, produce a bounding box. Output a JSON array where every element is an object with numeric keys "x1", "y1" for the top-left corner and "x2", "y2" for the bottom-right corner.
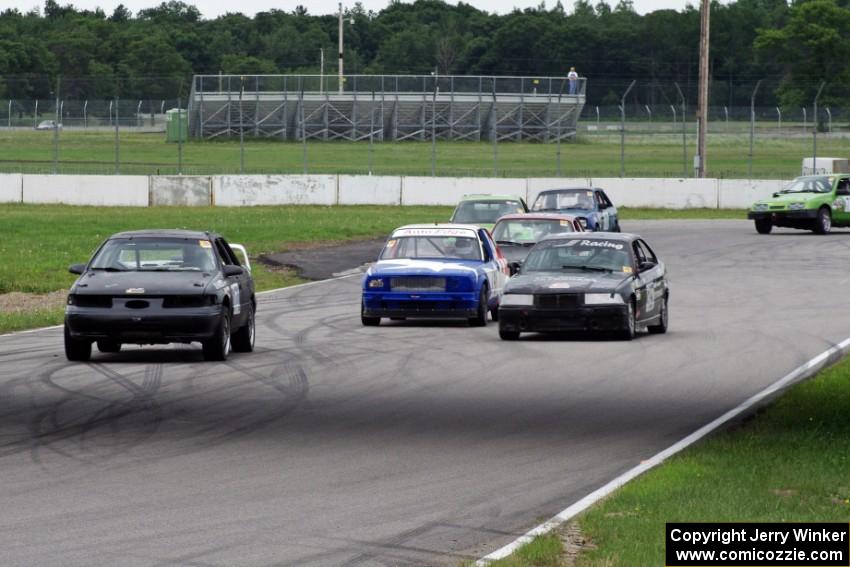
[
  {"x1": 647, "y1": 296, "x2": 668, "y2": 334},
  {"x1": 469, "y1": 287, "x2": 488, "y2": 327},
  {"x1": 64, "y1": 323, "x2": 92, "y2": 362},
  {"x1": 754, "y1": 218, "x2": 772, "y2": 234},
  {"x1": 619, "y1": 299, "x2": 636, "y2": 340},
  {"x1": 202, "y1": 308, "x2": 231, "y2": 361},
  {"x1": 231, "y1": 304, "x2": 255, "y2": 353},
  {"x1": 361, "y1": 300, "x2": 380, "y2": 326},
  {"x1": 499, "y1": 324, "x2": 519, "y2": 340},
  {"x1": 813, "y1": 206, "x2": 832, "y2": 234},
  {"x1": 612, "y1": 220, "x2": 621, "y2": 233},
  {"x1": 490, "y1": 305, "x2": 499, "y2": 322},
  {"x1": 96, "y1": 340, "x2": 121, "y2": 353}
]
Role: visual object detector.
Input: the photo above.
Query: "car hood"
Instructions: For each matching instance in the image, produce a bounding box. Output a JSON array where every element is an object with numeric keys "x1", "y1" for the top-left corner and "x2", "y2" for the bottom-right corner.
[
  {"x1": 505, "y1": 271, "x2": 632, "y2": 294},
  {"x1": 534, "y1": 208, "x2": 593, "y2": 217},
  {"x1": 756, "y1": 192, "x2": 830, "y2": 205},
  {"x1": 72, "y1": 270, "x2": 214, "y2": 295},
  {"x1": 369, "y1": 258, "x2": 481, "y2": 277}
]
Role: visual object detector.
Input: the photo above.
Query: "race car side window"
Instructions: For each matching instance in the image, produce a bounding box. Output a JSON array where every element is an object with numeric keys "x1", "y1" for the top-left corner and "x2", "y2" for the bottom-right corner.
[
  {"x1": 477, "y1": 229, "x2": 493, "y2": 261},
  {"x1": 220, "y1": 239, "x2": 243, "y2": 267},
  {"x1": 595, "y1": 192, "x2": 606, "y2": 209},
  {"x1": 637, "y1": 239, "x2": 658, "y2": 263},
  {"x1": 214, "y1": 239, "x2": 237, "y2": 266},
  {"x1": 600, "y1": 191, "x2": 613, "y2": 208}
]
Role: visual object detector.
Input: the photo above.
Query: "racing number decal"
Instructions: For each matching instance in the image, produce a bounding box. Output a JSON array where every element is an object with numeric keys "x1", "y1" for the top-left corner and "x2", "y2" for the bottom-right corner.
[{"x1": 230, "y1": 283, "x2": 241, "y2": 315}]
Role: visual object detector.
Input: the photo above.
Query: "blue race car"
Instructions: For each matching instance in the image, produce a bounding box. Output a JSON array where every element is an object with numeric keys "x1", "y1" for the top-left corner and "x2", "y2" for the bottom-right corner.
[
  {"x1": 530, "y1": 188, "x2": 620, "y2": 232},
  {"x1": 361, "y1": 224, "x2": 509, "y2": 326}
]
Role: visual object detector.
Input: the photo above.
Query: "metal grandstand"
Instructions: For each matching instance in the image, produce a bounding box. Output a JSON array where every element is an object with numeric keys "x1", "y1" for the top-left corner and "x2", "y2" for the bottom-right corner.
[{"x1": 188, "y1": 74, "x2": 586, "y2": 142}]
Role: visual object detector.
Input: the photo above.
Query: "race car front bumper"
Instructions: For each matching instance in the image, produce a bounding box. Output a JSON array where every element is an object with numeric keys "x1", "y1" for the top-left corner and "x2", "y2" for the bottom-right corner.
[
  {"x1": 65, "y1": 305, "x2": 222, "y2": 343},
  {"x1": 747, "y1": 210, "x2": 818, "y2": 221},
  {"x1": 362, "y1": 291, "x2": 479, "y2": 319},
  {"x1": 498, "y1": 305, "x2": 630, "y2": 333}
]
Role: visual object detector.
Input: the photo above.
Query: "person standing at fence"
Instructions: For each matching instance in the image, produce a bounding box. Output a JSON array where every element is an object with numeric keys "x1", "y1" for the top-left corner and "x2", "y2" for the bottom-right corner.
[{"x1": 568, "y1": 67, "x2": 579, "y2": 95}]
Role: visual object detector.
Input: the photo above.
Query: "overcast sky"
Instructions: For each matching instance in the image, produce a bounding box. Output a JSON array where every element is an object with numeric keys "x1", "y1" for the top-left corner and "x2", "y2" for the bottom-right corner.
[{"x1": 2, "y1": 0, "x2": 701, "y2": 18}]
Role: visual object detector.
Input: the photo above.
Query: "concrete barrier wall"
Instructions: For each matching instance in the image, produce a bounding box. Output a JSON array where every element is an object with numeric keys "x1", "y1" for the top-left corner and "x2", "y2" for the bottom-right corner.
[
  {"x1": 8, "y1": 173, "x2": 792, "y2": 209},
  {"x1": 402, "y1": 176, "x2": 526, "y2": 206},
  {"x1": 338, "y1": 175, "x2": 401, "y2": 205},
  {"x1": 151, "y1": 176, "x2": 211, "y2": 206},
  {"x1": 593, "y1": 177, "x2": 719, "y2": 209},
  {"x1": 214, "y1": 175, "x2": 336, "y2": 206},
  {"x1": 718, "y1": 179, "x2": 785, "y2": 209},
  {"x1": 0, "y1": 174, "x2": 22, "y2": 203},
  {"x1": 24, "y1": 175, "x2": 149, "y2": 206}
]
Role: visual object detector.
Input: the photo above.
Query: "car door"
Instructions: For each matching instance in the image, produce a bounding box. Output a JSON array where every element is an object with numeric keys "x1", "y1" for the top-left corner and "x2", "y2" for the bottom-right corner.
[
  {"x1": 214, "y1": 238, "x2": 250, "y2": 326},
  {"x1": 633, "y1": 239, "x2": 665, "y2": 322},
  {"x1": 593, "y1": 190, "x2": 609, "y2": 231},
  {"x1": 478, "y1": 229, "x2": 507, "y2": 303},
  {"x1": 832, "y1": 177, "x2": 850, "y2": 225},
  {"x1": 600, "y1": 190, "x2": 618, "y2": 230}
]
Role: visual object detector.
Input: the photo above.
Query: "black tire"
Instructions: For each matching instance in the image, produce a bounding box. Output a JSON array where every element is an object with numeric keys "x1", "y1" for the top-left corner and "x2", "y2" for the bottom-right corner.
[
  {"x1": 361, "y1": 300, "x2": 380, "y2": 326},
  {"x1": 202, "y1": 308, "x2": 231, "y2": 361},
  {"x1": 469, "y1": 286, "x2": 488, "y2": 327},
  {"x1": 96, "y1": 340, "x2": 121, "y2": 353},
  {"x1": 619, "y1": 299, "x2": 636, "y2": 340},
  {"x1": 490, "y1": 306, "x2": 499, "y2": 322},
  {"x1": 499, "y1": 327, "x2": 519, "y2": 340},
  {"x1": 813, "y1": 206, "x2": 832, "y2": 234},
  {"x1": 754, "y1": 218, "x2": 772, "y2": 234},
  {"x1": 231, "y1": 304, "x2": 255, "y2": 353},
  {"x1": 612, "y1": 220, "x2": 621, "y2": 233},
  {"x1": 647, "y1": 296, "x2": 668, "y2": 334},
  {"x1": 64, "y1": 323, "x2": 91, "y2": 362}
]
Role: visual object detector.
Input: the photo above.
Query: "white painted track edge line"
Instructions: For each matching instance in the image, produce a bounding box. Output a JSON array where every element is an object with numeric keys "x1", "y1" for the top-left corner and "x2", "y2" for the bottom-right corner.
[
  {"x1": 0, "y1": 274, "x2": 361, "y2": 339},
  {"x1": 476, "y1": 335, "x2": 850, "y2": 565}
]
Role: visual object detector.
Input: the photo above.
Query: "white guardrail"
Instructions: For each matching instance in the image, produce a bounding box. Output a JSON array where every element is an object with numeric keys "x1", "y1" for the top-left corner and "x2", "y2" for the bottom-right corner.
[{"x1": 0, "y1": 173, "x2": 786, "y2": 209}]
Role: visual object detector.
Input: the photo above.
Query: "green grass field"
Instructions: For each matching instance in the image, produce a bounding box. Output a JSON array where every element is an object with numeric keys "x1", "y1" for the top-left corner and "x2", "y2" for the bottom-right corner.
[
  {"x1": 3, "y1": 129, "x2": 849, "y2": 178},
  {"x1": 486, "y1": 355, "x2": 850, "y2": 566}
]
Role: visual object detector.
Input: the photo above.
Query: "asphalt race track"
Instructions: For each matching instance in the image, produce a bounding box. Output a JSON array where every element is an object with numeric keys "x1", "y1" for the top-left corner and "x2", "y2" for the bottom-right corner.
[{"x1": 2, "y1": 220, "x2": 850, "y2": 566}]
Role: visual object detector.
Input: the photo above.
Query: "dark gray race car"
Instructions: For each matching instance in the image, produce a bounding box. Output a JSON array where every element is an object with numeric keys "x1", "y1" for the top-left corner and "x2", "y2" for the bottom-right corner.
[
  {"x1": 64, "y1": 229, "x2": 256, "y2": 361},
  {"x1": 498, "y1": 233, "x2": 668, "y2": 340}
]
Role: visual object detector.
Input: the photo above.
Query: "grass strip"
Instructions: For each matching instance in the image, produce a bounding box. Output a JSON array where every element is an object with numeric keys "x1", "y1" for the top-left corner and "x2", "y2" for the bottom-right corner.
[
  {"x1": 478, "y1": 355, "x2": 850, "y2": 566},
  {"x1": 3, "y1": 131, "x2": 849, "y2": 179}
]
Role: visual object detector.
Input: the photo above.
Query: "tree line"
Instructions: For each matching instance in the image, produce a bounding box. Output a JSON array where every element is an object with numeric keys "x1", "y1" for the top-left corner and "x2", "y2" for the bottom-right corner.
[{"x1": 0, "y1": 0, "x2": 848, "y2": 108}]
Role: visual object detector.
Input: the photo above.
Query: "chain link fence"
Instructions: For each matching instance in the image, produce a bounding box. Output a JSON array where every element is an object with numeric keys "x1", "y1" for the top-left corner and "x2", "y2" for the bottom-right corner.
[{"x1": 1, "y1": 75, "x2": 849, "y2": 179}]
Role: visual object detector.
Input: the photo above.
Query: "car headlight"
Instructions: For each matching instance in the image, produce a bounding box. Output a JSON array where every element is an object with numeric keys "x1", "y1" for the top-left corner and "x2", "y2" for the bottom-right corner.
[
  {"x1": 788, "y1": 202, "x2": 806, "y2": 210},
  {"x1": 752, "y1": 203, "x2": 769, "y2": 211},
  {"x1": 367, "y1": 278, "x2": 384, "y2": 288},
  {"x1": 501, "y1": 294, "x2": 534, "y2": 306},
  {"x1": 584, "y1": 293, "x2": 624, "y2": 305}
]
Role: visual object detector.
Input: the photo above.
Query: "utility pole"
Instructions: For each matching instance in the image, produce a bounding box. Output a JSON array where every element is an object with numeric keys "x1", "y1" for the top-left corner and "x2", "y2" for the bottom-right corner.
[
  {"x1": 696, "y1": 0, "x2": 710, "y2": 178},
  {"x1": 320, "y1": 48, "x2": 324, "y2": 94},
  {"x1": 338, "y1": 3, "x2": 344, "y2": 94}
]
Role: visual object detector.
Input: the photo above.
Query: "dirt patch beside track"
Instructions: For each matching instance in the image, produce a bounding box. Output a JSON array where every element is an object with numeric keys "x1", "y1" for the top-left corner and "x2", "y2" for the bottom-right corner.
[
  {"x1": 0, "y1": 290, "x2": 66, "y2": 314},
  {"x1": 261, "y1": 238, "x2": 384, "y2": 280}
]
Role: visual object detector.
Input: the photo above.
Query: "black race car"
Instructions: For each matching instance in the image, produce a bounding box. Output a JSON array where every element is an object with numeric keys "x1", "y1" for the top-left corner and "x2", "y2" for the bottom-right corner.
[
  {"x1": 64, "y1": 229, "x2": 256, "y2": 361},
  {"x1": 498, "y1": 233, "x2": 668, "y2": 340}
]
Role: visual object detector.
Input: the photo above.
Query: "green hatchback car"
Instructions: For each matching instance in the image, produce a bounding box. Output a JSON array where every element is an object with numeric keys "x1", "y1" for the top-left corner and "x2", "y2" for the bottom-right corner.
[{"x1": 747, "y1": 174, "x2": 850, "y2": 234}]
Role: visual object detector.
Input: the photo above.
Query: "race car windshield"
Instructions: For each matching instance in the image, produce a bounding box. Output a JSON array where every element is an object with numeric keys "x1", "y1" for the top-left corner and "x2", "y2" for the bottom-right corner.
[
  {"x1": 492, "y1": 219, "x2": 575, "y2": 245},
  {"x1": 523, "y1": 239, "x2": 632, "y2": 273},
  {"x1": 451, "y1": 201, "x2": 524, "y2": 224},
  {"x1": 380, "y1": 236, "x2": 483, "y2": 261},
  {"x1": 780, "y1": 176, "x2": 832, "y2": 194},
  {"x1": 90, "y1": 238, "x2": 218, "y2": 272},
  {"x1": 532, "y1": 190, "x2": 595, "y2": 211}
]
